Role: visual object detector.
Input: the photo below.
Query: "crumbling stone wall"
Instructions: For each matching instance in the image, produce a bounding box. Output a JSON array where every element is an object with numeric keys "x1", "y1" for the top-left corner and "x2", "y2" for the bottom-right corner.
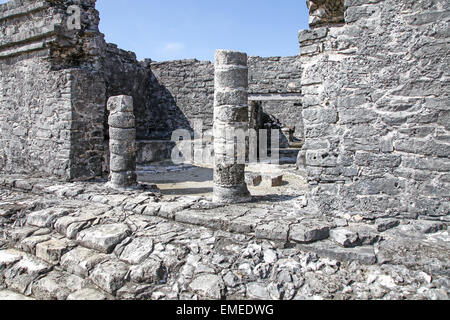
[
  {"x1": 0, "y1": 0, "x2": 155, "y2": 178},
  {"x1": 299, "y1": 0, "x2": 450, "y2": 220},
  {"x1": 0, "y1": 0, "x2": 106, "y2": 179}
]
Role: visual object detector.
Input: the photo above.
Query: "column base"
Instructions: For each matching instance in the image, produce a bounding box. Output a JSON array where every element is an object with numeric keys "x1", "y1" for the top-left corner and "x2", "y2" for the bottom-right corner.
[
  {"x1": 109, "y1": 171, "x2": 137, "y2": 190},
  {"x1": 213, "y1": 184, "x2": 252, "y2": 204}
]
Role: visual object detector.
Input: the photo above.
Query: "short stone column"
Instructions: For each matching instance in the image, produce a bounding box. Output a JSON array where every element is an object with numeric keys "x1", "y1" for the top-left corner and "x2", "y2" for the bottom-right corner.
[
  {"x1": 213, "y1": 50, "x2": 251, "y2": 203},
  {"x1": 107, "y1": 95, "x2": 137, "y2": 188}
]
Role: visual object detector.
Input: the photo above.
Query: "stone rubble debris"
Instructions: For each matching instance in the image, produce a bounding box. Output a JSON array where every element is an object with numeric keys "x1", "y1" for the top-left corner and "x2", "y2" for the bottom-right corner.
[{"x1": 0, "y1": 177, "x2": 447, "y2": 300}]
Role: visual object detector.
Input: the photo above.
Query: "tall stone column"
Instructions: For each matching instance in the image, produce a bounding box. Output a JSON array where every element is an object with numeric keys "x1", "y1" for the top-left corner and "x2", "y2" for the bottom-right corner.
[
  {"x1": 107, "y1": 95, "x2": 137, "y2": 188},
  {"x1": 213, "y1": 50, "x2": 251, "y2": 203}
]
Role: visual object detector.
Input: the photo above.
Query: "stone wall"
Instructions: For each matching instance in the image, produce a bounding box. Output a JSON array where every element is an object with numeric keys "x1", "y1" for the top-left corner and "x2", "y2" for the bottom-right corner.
[
  {"x1": 0, "y1": 0, "x2": 160, "y2": 178},
  {"x1": 69, "y1": 69, "x2": 106, "y2": 178},
  {"x1": 148, "y1": 59, "x2": 213, "y2": 140},
  {"x1": 299, "y1": 0, "x2": 450, "y2": 220},
  {"x1": 103, "y1": 44, "x2": 152, "y2": 140},
  {"x1": 0, "y1": 52, "x2": 73, "y2": 177},
  {"x1": 248, "y1": 56, "x2": 303, "y2": 140},
  {"x1": 0, "y1": 0, "x2": 107, "y2": 180}
]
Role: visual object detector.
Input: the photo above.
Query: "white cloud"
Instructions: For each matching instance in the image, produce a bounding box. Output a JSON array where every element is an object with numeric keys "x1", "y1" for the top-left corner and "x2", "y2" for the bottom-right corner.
[{"x1": 162, "y1": 42, "x2": 185, "y2": 54}]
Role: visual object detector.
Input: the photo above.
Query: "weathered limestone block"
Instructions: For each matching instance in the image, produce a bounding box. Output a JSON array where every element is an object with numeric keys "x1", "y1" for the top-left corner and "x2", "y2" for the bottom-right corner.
[
  {"x1": 90, "y1": 259, "x2": 129, "y2": 295},
  {"x1": 27, "y1": 208, "x2": 70, "y2": 228},
  {"x1": 289, "y1": 220, "x2": 330, "y2": 243},
  {"x1": 189, "y1": 274, "x2": 225, "y2": 300},
  {"x1": 330, "y1": 228, "x2": 360, "y2": 248},
  {"x1": 54, "y1": 214, "x2": 97, "y2": 239},
  {"x1": 4, "y1": 254, "x2": 52, "y2": 295},
  {"x1": 32, "y1": 271, "x2": 84, "y2": 300},
  {"x1": 255, "y1": 221, "x2": 290, "y2": 241},
  {"x1": 107, "y1": 95, "x2": 137, "y2": 188},
  {"x1": 18, "y1": 235, "x2": 52, "y2": 255},
  {"x1": 376, "y1": 219, "x2": 400, "y2": 233},
  {"x1": 76, "y1": 223, "x2": 131, "y2": 254},
  {"x1": 60, "y1": 247, "x2": 109, "y2": 278},
  {"x1": 129, "y1": 258, "x2": 167, "y2": 284},
  {"x1": 35, "y1": 238, "x2": 76, "y2": 264},
  {"x1": 213, "y1": 50, "x2": 251, "y2": 204},
  {"x1": 0, "y1": 249, "x2": 23, "y2": 272},
  {"x1": 116, "y1": 237, "x2": 154, "y2": 265}
]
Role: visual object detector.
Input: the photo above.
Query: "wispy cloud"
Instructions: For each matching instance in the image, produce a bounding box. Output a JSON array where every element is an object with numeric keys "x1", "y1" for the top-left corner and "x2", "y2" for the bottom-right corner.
[{"x1": 162, "y1": 42, "x2": 185, "y2": 54}]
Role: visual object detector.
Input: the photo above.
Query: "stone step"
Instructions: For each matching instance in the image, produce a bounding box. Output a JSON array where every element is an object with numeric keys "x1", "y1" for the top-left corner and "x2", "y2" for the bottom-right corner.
[
  {"x1": 2, "y1": 178, "x2": 449, "y2": 300},
  {"x1": 2, "y1": 230, "x2": 166, "y2": 300}
]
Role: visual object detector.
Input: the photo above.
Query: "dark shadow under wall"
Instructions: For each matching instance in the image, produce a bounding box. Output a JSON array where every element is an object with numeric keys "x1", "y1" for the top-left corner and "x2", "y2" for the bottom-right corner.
[{"x1": 147, "y1": 72, "x2": 193, "y2": 140}]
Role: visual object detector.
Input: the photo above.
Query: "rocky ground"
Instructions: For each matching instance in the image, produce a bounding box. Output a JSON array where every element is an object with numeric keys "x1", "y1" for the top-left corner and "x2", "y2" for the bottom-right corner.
[{"x1": 0, "y1": 171, "x2": 448, "y2": 300}]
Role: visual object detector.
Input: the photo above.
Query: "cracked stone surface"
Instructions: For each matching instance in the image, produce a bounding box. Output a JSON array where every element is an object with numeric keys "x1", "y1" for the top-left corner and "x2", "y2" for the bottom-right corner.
[
  {"x1": 0, "y1": 176, "x2": 448, "y2": 300},
  {"x1": 76, "y1": 224, "x2": 131, "y2": 254}
]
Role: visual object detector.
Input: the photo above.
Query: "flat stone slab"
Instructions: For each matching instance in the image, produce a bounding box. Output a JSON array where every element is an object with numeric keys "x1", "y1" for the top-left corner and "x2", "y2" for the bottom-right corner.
[
  {"x1": 122, "y1": 193, "x2": 155, "y2": 211},
  {"x1": 60, "y1": 247, "x2": 108, "y2": 278},
  {"x1": 117, "y1": 237, "x2": 154, "y2": 265},
  {"x1": 54, "y1": 214, "x2": 96, "y2": 239},
  {"x1": 227, "y1": 207, "x2": 269, "y2": 234},
  {"x1": 158, "y1": 200, "x2": 196, "y2": 219},
  {"x1": 229, "y1": 215, "x2": 259, "y2": 234},
  {"x1": 297, "y1": 240, "x2": 377, "y2": 265},
  {"x1": 347, "y1": 225, "x2": 381, "y2": 246},
  {"x1": 175, "y1": 210, "x2": 230, "y2": 231},
  {"x1": 141, "y1": 203, "x2": 162, "y2": 216},
  {"x1": 76, "y1": 223, "x2": 131, "y2": 254},
  {"x1": 0, "y1": 203, "x2": 28, "y2": 217},
  {"x1": 8, "y1": 226, "x2": 38, "y2": 242},
  {"x1": 0, "y1": 290, "x2": 35, "y2": 300},
  {"x1": 376, "y1": 233, "x2": 450, "y2": 276},
  {"x1": 289, "y1": 220, "x2": 330, "y2": 243},
  {"x1": 27, "y1": 208, "x2": 70, "y2": 228}
]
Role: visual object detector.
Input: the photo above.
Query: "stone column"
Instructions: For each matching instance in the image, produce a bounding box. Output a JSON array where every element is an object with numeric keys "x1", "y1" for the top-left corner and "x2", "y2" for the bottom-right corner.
[
  {"x1": 107, "y1": 95, "x2": 137, "y2": 188},
  {"x1": 213, "y1": 50, "x2": 251, "y2": 203}
]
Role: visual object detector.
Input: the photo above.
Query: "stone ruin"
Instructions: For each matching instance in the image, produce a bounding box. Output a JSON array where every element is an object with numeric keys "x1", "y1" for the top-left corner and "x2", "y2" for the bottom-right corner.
[{"x1": 0, "y1": 0, "x2": 448, "y2": 300}]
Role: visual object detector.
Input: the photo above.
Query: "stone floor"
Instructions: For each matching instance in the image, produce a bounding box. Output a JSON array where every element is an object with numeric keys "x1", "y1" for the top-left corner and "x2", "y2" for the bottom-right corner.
[{"x1": 0, "y1": 171, "x2": 449, "y2": 300}]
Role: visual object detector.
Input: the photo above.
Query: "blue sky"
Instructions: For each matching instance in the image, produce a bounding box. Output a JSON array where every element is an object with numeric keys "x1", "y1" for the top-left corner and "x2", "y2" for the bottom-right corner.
[
  {"x1": 1, "y1": 0, "x2": 310, "y2": 62},
  {"x1": 95, "y1": 0, "x2": 309, "y2": 61}
]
